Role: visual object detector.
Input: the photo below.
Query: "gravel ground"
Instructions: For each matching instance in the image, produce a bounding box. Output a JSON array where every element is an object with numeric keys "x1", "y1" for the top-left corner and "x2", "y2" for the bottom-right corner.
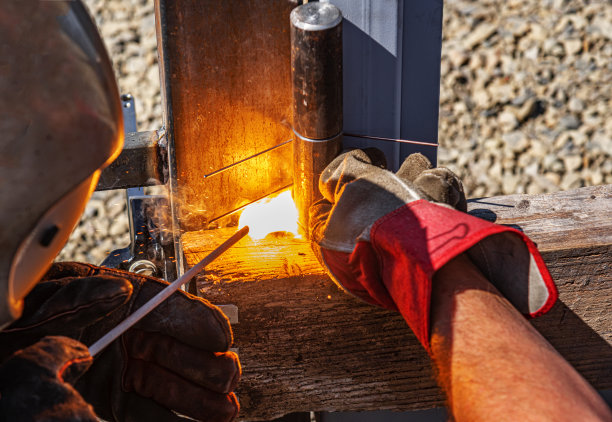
[{"x1": 58, "y1": 0, "x2": 611, "y2": 264}]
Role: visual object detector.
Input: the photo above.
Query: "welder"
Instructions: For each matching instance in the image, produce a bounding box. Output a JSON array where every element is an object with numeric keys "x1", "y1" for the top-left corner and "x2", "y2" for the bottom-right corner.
[{"x1": 0, "y1": 2, "x2": 239, "y2": 421}]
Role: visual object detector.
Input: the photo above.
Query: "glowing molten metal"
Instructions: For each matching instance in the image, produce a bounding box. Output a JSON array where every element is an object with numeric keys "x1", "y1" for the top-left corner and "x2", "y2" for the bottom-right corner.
[{"x1": 238, "y1": 190, "x2": 301, "y2": 240}]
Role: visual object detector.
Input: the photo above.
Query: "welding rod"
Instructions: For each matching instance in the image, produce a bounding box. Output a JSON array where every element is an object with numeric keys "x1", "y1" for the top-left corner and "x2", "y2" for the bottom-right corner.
[
  {"x1": 88, "y1": 226, "x2": 250, "y2": 357},
  {"x1": 291, "y1": 2, "x2": 343, "y2": 235}
]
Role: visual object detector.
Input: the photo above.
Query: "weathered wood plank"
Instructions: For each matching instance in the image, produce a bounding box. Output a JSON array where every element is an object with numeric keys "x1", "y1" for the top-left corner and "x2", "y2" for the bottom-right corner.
[{"x1": 182, "y1": 185, "x2": 612, "y2": 420}]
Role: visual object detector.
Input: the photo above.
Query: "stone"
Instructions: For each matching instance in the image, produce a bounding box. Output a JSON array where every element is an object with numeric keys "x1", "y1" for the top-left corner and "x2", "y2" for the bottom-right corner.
[
  {"x1": 589, "y1": 169, "x2": 604, "y2": 185},
  {"x1": 524, "y1": 46, "x2": 539, "y2": 61},
  {"x1": 515, "y1": 97, "x2": 537, "y2": 122},
  {"x1": 448, "y1": 49, "x2": 469, "y2": 68},
  {"x1": 529, "y1": 139, "x2": 548, "y2": 157},
  {"x1": 437, "y1": 145, "x2": 458, "y2": 162},
  {"x1": 499, "y1": 111, "x2": 519, "y2": 132},
  {"x1": 502, "y1": 131, "x2": 529, "y2": 153},
  {"x1": 502, "y1": 173, "x2": 521, "y2": 194},
  {"x1": 109, "y1": 213, "x2": 130, "y2": 238},
  {"x1": 568, "y1": 97, "x2": 584, "y2": 113},
  {"x1": 106, "y1": 197, "x2": 126, "y2": 219},
  {"x1": 587, "y1": 133, "x2": 612, "y2": 155},
  {"x1": 507, "y1": 18, "x2": 529, "y2": 38},
  {"x1": 563, "y1": 155, "x2": 583, "y2": 172},
  {"x1": 591, "y1": 16, "x2": 612, "y2": 41},
  {"x1": 489, "y1": 160, "x2": 503, "y2": 181},
  {"x1": 529, "y1": 23, "x2": 547, "y2": 41},
  {"x1": 146, "y1": 65, "x2": 159, "y2": 86},
  {"x1": 488, "y1": 81, "x2": 514, "y2": 104},
  {"x1": 526, "y1": 180, "x2": 543, "y2": 195},
  {"x1": 464, "y1": 23, "x2": 498, "y2": 49},
  {"x1": 560, "y1": 172, "x2": 583, "y2": 191},
  {"x1": 524, "y1": 161, "x2": 539, "y2": 177},
  {"x1": 473, "y1": 90, "x2": 492, "y2": 108},
  {"x1": 560, "y1": 114, "x2": 581, "y2": 130},
  {"x1": 82, "y1": 199, "x2": 106, "y2": 219},
  {"x1": 563, "y1": 39, "x2": 583, "y2": 56},
  {"x1": 543, "y1": 172, "x2": 561, "y2": 186}
]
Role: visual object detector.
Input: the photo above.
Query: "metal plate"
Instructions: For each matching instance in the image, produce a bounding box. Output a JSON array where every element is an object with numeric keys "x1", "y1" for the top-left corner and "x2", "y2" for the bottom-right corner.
[{"x1": 155, "y1": 0, "x2": 298, "y2": 231}]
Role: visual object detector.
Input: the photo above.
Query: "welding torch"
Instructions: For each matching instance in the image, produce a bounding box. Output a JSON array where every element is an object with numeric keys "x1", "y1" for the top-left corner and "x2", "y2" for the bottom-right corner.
[{"x1": 88, "y1": 226, "x2": 249, "y2": 357}]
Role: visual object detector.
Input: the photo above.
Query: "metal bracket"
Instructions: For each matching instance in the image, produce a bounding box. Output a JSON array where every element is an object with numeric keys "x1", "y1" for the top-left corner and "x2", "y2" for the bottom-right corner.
[
  {"x1": 100, "y1": 94, "x2": 177, "y2": 281},
  {"x1": 97, "y1": 129, "x2": 167, "y2": 191}
]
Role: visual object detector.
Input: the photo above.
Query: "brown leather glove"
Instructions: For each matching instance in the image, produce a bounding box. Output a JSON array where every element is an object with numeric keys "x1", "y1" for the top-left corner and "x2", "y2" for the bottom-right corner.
[
  {"x1": 0, "y1": 262, "x2": 240, "y2": 422},
  {"x1": 310, "y1": 149, "x2": 557, "y2": 351},
  {"x1": 0, "y1": 336, "x2": 97, "y2": 422}
]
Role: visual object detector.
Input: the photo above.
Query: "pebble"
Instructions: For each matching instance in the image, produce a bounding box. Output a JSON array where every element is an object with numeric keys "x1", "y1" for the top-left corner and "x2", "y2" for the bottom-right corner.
[
  {"x1": 563, "y1": 39, "x2": 583, "y2": 56},
  {"x1": 560, "y1": 172, "x2": 583, "y2": 191},
  {"x1": 568, "y1": 97, "x2": 584, "y2": 113},
  {"x1": 502, "y1": 131, "x2": 529, "y2": 153},
  {"x1": 560, "y1": 114, "x2": 581, "y2": 130},
  {"x1": 515, "y1": 97, "x2": 537, "y2": 122},
  {"x1": 502, "y1": 173, "x2": 521, "y2": 194},
  {"x1": 464, "y1": 23, "x2": 498, "y2": 50},
  {"x1": 498, "y1": 111, "x2": 519, "y2": 132},
  {"x1": 563, "y1": 154, "x2": 583, "y2": 172}
]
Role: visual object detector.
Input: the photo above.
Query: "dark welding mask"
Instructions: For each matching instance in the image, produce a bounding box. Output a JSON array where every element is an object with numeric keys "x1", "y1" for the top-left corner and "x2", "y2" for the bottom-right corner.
[{"x1": 0, "y1": 0, "x2": 124, "y2": 328}]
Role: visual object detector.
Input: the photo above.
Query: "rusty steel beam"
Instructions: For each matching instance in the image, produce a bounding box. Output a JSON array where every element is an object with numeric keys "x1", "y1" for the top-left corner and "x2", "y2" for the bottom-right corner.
[
  {"x1": 97, "y1": 130, "x2": 167, "y2": 191},
  {"x1": 155, "y1": 0, "x2": 296, "y2": 230}
]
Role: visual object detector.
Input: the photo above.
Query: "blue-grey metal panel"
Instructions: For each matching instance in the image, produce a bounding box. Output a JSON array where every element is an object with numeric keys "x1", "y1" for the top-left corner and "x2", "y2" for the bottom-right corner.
[{"x1": 323, "y1": 0, "x2": 442, "y2": 168}]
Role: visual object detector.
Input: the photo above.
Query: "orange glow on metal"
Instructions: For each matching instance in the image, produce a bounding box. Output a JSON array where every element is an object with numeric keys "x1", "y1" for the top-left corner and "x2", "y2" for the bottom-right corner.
[{"x1": 238, "y1": 189, "x2": 301, "y2": 241}]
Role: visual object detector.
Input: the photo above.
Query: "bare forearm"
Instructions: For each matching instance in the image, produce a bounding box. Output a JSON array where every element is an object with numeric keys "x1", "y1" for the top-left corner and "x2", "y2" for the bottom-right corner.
[{"x1": 430, "y1": 254, "x2": 611, "y2": 421}]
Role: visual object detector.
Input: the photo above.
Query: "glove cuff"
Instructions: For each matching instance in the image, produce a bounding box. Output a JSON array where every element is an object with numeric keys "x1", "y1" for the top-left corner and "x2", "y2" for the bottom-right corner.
[
  {"x1": 371, "y1": 200, "x2": 557, "y2": 351},
  {"x1": 322, "y1": 200, "x2": 557, "y2": 352}
]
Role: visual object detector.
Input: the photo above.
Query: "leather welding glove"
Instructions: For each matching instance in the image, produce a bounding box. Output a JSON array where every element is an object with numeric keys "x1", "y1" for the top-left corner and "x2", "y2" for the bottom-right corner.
[
  {"x1": 0, "y1": 262, "x2": 240, "y2": 422},
  {"x1": 310, "y1": 149, "x2": 557, "y2": 352},
  {"x1": 0, "y1": 336, "x2": 97, "y2": 422}
]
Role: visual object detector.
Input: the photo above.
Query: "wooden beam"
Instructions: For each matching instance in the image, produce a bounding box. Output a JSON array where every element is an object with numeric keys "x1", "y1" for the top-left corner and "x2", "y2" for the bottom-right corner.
[{"x1": 182, "y1": 185, "x2": 612, "y2": 420}]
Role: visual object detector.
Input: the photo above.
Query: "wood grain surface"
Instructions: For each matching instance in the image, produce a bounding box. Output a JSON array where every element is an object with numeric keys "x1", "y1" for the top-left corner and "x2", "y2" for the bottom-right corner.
[{"x1": 182, "y1": 185, "x2": 612, "y2": 420}]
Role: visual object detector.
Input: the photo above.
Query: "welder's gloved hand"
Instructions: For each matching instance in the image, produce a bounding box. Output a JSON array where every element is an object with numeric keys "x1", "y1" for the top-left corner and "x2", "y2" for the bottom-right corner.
[
  {"x1": 0, "y1": 269, "x2": 133, "y2": 363},
  {"x1": 310, "y1": 149, "x2": 557, "y2": 352},
  {"x1": 0, "y1": 262, "x2": 241, "y2": 422},
  {"x1": 0, "y1": 336, "x2": 97, "y2": 422}
]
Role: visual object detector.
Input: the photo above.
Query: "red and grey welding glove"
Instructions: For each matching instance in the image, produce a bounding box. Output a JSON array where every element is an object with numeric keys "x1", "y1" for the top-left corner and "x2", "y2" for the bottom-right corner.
[
  {"x1": 0, "y1": 262, "x2": 240, "y2": 422},
  {"x1": 310, "y1": 149, "x2": 557, "y2": 352},
  {"x1": 0, "y1": 336, "x2": 97, "y2": 422}
]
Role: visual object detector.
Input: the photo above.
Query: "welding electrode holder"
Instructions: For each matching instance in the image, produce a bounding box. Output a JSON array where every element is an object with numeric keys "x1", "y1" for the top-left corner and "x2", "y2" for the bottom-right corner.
[{"x1": 290, "y1": 2, "x2": 343, "y2": 235}]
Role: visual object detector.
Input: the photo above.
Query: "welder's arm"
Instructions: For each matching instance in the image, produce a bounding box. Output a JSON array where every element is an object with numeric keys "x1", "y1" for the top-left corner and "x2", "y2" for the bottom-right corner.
[
  {"x1": 431, "y1": 254, "x2": 612, "y2": 421},
  {"x1": 310, "y1": 149, "x2": 610, "y2": 421}
]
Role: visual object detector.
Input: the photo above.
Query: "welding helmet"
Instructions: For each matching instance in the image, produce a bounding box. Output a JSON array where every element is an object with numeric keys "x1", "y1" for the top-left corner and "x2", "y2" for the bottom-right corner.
[{"x1": 0, "y1": 0, "x2": 124, "y2": 329}]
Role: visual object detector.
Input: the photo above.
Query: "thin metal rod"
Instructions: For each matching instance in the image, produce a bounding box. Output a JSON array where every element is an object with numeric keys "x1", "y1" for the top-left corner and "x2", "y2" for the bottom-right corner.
[
  {"x1": 201, "y1": 131, "x2": 436, "y2": 181},
  {"x1": 88, "y1": 226, "x2": 250, "y2": 357},
  {"x1": 344, "y1": 132, "x2": 438, "y2": 147},
  {"x1": 202, "y1": 139, "x2": 293, "y2": 179}
]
